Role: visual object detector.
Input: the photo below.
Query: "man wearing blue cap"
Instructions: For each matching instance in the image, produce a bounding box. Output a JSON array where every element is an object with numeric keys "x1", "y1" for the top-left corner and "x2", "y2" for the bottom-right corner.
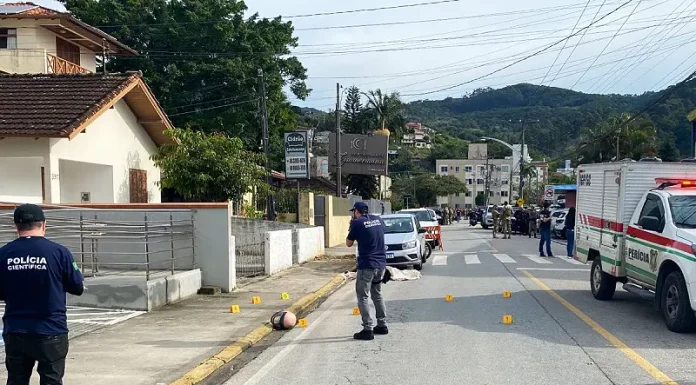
[
  {"x1": 0, "y1": 204, "x2": 84, "y2": 385},
  {"x1": 346, "y1": 201, "x2": 387, "y2": 340}
]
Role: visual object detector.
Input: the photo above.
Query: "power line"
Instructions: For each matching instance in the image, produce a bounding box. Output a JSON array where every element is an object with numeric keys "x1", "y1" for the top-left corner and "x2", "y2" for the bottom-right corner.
[
  {"x1": 167, "y1": 98, "x2": 259, "y2": 116},
  {"x1": 283, "y1": 0, "x2": 460, "y2": 18},
  {"x1": 400, "y1": 0, "x2": 639, "y2": 97},
  {"x1": 568, "y1": 0, "x2": 644, "y2": 90}
]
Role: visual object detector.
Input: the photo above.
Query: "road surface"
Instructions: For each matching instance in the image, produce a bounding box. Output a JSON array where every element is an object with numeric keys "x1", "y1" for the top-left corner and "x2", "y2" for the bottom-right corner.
[{"x1": 222, "y1": 224, "x2": 696, "y2": 385}]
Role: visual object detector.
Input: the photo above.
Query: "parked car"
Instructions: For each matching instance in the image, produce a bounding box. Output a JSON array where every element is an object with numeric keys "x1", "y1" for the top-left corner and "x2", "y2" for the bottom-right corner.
[
  {"x1": 398, "y1": 208, "x2": 439, "y2": 256},
  {"x1": 551, "y1": 209, "x2": 569, "y2": 238},
  {"x1": 483, "y1": 205, "x2": 494, "y2": 229},
  {"x1": 381, "y1": 214, "x2": 428, "y2": 270}
]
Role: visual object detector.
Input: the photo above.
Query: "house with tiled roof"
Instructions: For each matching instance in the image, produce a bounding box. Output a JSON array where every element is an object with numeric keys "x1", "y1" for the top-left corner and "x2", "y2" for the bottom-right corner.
[{"x1": 0, "y1": 2, "x2": 172, "y2": 204}]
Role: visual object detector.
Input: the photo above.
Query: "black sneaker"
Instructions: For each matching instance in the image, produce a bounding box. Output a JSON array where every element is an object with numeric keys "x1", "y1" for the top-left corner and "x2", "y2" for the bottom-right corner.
[
  {"x1": 353, "y1": 329, "x2": 374, "y2": 340},
  {"x1": 539, "y1": 254, "x2": 546, "y2": 257},
  {"x1": 374, "y1": 325, "x2": 389, "y2": 335}
]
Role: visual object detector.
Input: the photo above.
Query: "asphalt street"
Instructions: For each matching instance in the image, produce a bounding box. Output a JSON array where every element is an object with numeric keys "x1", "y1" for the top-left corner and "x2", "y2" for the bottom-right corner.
[{"x1": 222, "y1": 223, "x2": 696, "y2": 385}]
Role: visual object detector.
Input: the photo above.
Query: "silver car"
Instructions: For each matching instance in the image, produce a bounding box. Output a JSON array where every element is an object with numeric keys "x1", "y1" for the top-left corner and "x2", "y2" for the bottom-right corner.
[{"x1": 381, "y1": 214, "x2": 428, "y2": 270}]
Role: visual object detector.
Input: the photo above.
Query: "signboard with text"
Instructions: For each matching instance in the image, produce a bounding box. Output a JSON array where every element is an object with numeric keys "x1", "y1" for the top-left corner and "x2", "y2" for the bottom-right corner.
[
  {"x1": 328, "y1": 133, "x2": 388, "y2": 176},
  {"x1": 284, "y1": 131, "x2": 309, "y2": 179}
]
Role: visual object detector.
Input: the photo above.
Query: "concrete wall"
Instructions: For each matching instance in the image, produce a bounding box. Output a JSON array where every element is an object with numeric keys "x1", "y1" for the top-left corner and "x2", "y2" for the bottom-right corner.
[
  {"x1": 59, "y1": 160, "x2": 114, "y2": 203},
  {"x1": 298, "y1": 192, "x2": 314, "y2": 225},
  {"x1": 0, "y1": 156, "x2": 44, "y2": 204},
  {"x1": 324, "y1": 196, "x2": 352, "y2": 247},
  {"x1": 49, "y1": 99, "x2": 161, "y2": 204},
  {"x1": 264, "y1": 230, "x2": 293, "y2": 275},
  {"x1": 67, "y1": 269, "x2": 202, "y2": 311},
  {"x1": 296, "y1": 227, "x2": 325, "y2": 263},
  {"x1": 194, "y1": 205, "x2": 236, "y2": 292}
]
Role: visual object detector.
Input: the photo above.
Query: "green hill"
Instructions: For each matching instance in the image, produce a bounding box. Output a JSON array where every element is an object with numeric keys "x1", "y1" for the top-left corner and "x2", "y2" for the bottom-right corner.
[{"x1": 404, "y1": 82, "x2": 694, "y2": 161}]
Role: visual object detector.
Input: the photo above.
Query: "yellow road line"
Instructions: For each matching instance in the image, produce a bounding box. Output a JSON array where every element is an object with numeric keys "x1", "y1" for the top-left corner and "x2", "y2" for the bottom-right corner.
[{"x1": 522, "y1": 270, "x2": 678, "y2": 385}]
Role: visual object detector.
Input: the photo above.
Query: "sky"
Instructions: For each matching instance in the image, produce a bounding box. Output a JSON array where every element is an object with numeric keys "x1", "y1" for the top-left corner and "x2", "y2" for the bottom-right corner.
[{"x1": 35, "y1": 0, "x2": 696, "y2": 110}]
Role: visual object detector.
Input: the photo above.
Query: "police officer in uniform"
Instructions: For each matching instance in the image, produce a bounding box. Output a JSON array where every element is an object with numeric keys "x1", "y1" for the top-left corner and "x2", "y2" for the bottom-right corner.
[
  {"x1": 0, "y1": 204, "x2": 84, "y2": 385},
  {"x1": 346, "y1": 202, "x2": 387, "y2": 341}
]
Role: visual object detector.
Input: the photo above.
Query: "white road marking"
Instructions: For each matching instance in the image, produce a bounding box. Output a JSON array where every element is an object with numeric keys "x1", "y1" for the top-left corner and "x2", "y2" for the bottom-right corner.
[
  {"x1": 238, "y1": 288, "x2": 354, "y2": 385},
  {"x1": 432, "y1": 255, "x2": 448, "y2": 266},
  {"x1": 524, "y1": 255, "x2": 553, "y2": 264},
  {"x1": 464, "y1": 254, "x2": 481, "y2": 264},
  {"x1": 493, "y1": 254, "x2": 517, "y2": 263},
  {"x1": 517, "y1": 267, "x2": 590, "y2": 271},
  {"x1": 562, "y1": 257, "x2": 585, "y2": 265}
]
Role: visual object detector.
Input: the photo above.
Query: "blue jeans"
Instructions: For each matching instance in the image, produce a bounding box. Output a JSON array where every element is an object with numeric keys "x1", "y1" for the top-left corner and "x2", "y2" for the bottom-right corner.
[
  {"x1": 539, "y1": 228, "x2": 552, "y2": 256},
  {"x1": 566, "y1": 228, "x2": 575, "y2": 257}
]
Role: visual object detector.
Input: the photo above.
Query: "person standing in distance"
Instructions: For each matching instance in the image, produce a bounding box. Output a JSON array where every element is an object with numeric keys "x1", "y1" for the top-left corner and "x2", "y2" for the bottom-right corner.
[
  {"x1": 0, "y1": 204, "x2": 85, "y2": 385},
  {"x1": 346, "y1": 201, "x2": 387, "y2": 341},
  {"x1": 538, "y1": 203, "x2": 554, "y2": 257},
  {"x1": 501, "y1": 201, "x2": 513, "y2": 239},
  {"x1": 491, "y1": 205, "x2": 500, "y2": 238}
]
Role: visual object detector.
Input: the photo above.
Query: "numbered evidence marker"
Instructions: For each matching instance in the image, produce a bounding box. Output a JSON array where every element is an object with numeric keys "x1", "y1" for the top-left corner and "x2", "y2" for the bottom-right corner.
[
  {"x1": 281, "y1": 292, "x2": 290, "y2": 300},
  {"x1": 352, "y1": 307, "x2": 360, "y2": 315},
  {"x1": 298, "y1": 318, "x2": 308, "y2": 328},
  {"x1": 503, "y1": 290, "x2": 512, "y2": 298},
  {"x1": 503, "y1": 315, "x2": 513, "y2": 324},
  {"x1": 252, "y1": 296, "x2": 262, "y2": 305},
  {"x1": 230, "y1": 305, "x2": 240, "y2": 313},
  {"x1": 445, "y1": 294, "x2": 454, "y2": 302}
]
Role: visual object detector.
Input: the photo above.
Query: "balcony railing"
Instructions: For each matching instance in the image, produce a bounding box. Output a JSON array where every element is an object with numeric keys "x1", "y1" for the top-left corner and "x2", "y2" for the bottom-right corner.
[{"x1": 46, "y1": 53, "x2": 90, "y2": 74}]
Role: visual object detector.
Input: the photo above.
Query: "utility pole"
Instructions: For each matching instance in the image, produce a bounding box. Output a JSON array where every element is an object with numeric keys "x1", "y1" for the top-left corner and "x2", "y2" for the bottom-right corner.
[
  {"x1": 616, "y1": 129, "x2": 620, "y2": 161},
  {"x1": 484, "y1": 156, "x2": 491, "y2": 207},
  {"x1": 258, "y1": 69, "x2": 274, "y2": 221},
  {"x1": 519, "y1": 122, "x2": 525, "y2": 202},
  {"x1": 335, "y1": 83, "x2": 342, "y2": 197}
]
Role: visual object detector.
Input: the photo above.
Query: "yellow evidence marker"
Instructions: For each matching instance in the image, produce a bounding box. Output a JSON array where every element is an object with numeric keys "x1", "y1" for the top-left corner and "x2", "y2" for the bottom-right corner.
[
  {"x1": 445, "y1": 294, "x2": 454, "y2": 302},
  {"x1": 503, "y1": 290, "x2": 512, "y2": 298},
  {"x1": 298, "y1": 318, "x2": 308, "y2": 328},
  {"x1": 352, "y1": 307, "x2": 360, "y2": 315},
  {"x1": 230, "y1": 305, "x2": 240, "y2": 313},
  {"x1": 503, "y1": 315, "x2": 513, "y2": 324},
  {"x1": 281, "y1": 292, "x2": 290, "y2": 300},
  {"x1": 252, "y1": 296, "x2": 261, "y2": 305}
]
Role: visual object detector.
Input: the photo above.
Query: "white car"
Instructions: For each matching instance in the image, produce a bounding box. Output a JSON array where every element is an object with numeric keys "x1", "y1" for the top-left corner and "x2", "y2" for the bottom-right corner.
[
  {"x1": 551, "y1": 209, "x2": 569, "y2": 238},
  {"x1": 398, "y1": 208, "x2": 439, "y2": 255},
  {"x1": 381, "y1": 214, "x2": 428, "y2": 270}
]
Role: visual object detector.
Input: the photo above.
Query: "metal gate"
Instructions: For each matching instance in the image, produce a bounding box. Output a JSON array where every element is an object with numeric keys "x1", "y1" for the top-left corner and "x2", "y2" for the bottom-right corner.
[{"x1": 314, "y1": 195, "x2": 326, "y2": 227}]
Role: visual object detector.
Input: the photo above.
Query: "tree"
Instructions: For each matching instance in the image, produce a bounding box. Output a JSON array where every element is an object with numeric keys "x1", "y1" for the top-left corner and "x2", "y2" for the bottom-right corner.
[
  {"x1": 475, "y1": 192, "x2": 485, "y2": 206},
  {"x1": 343, "y1": 86, "x2": 364, "y2": 134},
  {"x1": 391, "y1": 173, "x2": 467, "y2": 207},
  {"x1": 61, "y1": 0, "x2": 308, "y2": 170},
  {"x1": 364, "y1": 89, "x2": 403, "y2": 132},
  {"x1": 578, "y1": 113, "x2": 657, "y2": 163},
  {"x1": 347, "y1": 175, "x2": 378, "y2": 199},
  {"x1": 151, "y1": 128, "x2": 267, "y2": 201},
  {"x1": 548, "y1": 172, "x2": 574, "y2": 185}
]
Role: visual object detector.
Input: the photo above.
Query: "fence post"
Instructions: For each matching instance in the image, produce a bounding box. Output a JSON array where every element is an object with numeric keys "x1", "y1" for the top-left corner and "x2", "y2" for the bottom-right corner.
[
  {"x1": 191, "y1": 211, "x2": 196, "y2": 269},
  {"x1": 144, "y1": 212, "x2": 150, "y2": 281},
  {"x1": 170, "y1": 212, "x2": 175, "y2": 275},
  {"x1": 79, "y1": 213, "x2": 84, "y2": 274}
]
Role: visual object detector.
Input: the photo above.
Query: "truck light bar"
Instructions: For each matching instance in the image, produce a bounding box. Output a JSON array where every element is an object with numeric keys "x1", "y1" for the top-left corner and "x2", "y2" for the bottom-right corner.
[{"x1": 655, "y1": 178, "x2": 696, "y2": 188}]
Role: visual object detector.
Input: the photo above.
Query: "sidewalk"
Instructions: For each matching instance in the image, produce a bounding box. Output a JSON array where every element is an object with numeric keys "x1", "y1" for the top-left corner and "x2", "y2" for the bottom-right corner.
[
  {"x1": 0, "y1": 260, "x2": 353, "y2": 385},
  {"x1": 321, "y1": 244, "x2": 356, "y2": 259}
]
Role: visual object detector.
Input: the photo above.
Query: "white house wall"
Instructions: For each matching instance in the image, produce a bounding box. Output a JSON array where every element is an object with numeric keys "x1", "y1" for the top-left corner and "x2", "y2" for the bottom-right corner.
[
  {"x1": 49, "y1": 99, "x2": 161, "y2": 203},
  {"x1": 0, "y1": 138, "x2": 50, "y2": 204},
  {"x1": 59, "y1": 160, "x2": 114, "y2": 203}
]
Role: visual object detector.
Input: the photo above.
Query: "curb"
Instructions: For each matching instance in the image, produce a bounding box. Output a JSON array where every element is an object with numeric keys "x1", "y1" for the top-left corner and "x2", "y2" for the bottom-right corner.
[{"x1": 169, "y1": 274, "x2": 347, "y2": 385}]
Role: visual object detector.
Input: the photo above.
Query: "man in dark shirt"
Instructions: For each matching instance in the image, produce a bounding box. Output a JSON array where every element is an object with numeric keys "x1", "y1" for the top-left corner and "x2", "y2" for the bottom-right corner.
[
  {"x1": 538, "y1": 203, "x2": 554, "y2": 257},
  {"x1": 346, "y1": 201, "x2": 387, "y2": 341},
  {"x1": 0, "y1": 204, "x2": 84, "y2": 385}
]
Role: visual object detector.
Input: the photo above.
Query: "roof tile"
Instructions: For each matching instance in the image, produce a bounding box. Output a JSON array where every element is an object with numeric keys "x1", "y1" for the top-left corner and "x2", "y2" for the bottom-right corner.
[{"x1": 0, "y1": 73, "x2": 139, "y2": 137}]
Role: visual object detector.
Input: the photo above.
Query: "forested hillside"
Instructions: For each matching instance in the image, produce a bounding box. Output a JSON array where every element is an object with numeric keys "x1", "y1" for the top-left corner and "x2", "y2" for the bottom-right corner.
[{"x1": 404, "y1": 82, "x2": 696, "y2": 161}]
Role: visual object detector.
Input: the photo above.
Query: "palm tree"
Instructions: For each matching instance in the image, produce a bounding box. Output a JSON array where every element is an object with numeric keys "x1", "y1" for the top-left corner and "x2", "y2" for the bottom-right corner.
[{"x1": 363, "y1": 89, "x2": 403, "y2": 132}]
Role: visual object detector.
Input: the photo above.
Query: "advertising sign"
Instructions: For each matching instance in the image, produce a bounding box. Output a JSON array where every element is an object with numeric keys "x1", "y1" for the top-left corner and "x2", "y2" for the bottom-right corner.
[
  {"x1": 284, "y1": 131, "x2": 309, "y2": 179},
  {"x1": 328, "y1": 133, "x2": 389, "y2": 176},
  {"x1": 544, "y1": 185, "x2": 555, "y2": 201}
]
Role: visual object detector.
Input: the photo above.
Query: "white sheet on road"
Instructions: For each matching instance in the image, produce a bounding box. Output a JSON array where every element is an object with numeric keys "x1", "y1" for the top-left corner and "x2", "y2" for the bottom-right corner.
[{"x1": 385, "y1": 266, "x2": 421, "y2": 281}]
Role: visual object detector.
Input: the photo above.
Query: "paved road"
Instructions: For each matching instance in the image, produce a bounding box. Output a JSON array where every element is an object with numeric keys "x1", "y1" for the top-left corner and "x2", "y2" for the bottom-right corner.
[{"x1": 223, "y1": 224, "x2": 696, "y2": 385}]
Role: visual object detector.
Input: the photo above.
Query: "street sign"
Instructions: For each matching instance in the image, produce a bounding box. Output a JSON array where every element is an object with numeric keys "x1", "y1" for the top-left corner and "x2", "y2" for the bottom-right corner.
[
  {"x1": 516, "y1": 198, "x2": 524, "y2": 207},
  {"x1": 544, "y1": 185, "x2": 555, "y2": 201},
  {"x1": 284, "y1": 131, "x2": 309, "y2": 179}
]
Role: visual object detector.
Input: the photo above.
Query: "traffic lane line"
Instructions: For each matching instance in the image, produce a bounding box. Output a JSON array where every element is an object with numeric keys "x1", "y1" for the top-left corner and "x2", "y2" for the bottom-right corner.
[{"x1": 522, "y1": 270, "x2": 679, "y2": 385}]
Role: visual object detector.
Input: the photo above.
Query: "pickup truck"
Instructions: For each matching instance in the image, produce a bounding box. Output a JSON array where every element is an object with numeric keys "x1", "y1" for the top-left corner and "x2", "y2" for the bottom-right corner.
[{"x1": 575, "y1": 161, "x2": 696, "y2": 332}]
